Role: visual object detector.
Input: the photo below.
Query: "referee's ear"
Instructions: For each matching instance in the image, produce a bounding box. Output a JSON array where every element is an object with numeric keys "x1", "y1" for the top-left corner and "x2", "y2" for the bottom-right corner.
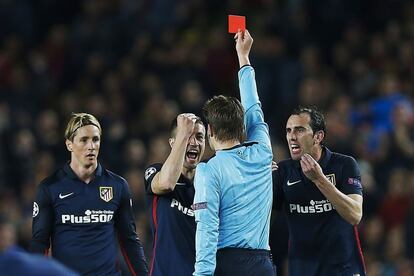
[{"x1": 207, "y1": 124, "x2": 215, "y2": 138}]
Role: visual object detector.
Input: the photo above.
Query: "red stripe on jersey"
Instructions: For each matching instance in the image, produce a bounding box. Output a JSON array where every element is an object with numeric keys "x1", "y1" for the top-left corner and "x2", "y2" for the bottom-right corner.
[
  {"x1": 118, "y1": 234, "x2": 137, "y2": 276},
  {"x1": 150, "y1": 196, "x2": 159, "y2": 276},
  {"x1": 353, "y1": 226, "x2": 366, "y2": 273}
]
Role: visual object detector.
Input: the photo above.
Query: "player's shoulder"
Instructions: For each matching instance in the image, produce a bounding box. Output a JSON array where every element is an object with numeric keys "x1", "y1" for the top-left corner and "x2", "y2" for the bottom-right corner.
[
  {"x1": 273, "y1": 158, "x2": 298, "y2": 177},
  {"x1": 144, "y1": 163, "x2": 163, "y2": 182},
  {"x1": 277, "y1": 158, "x2": 297, "y2": 169},
  {"x1": 330, "y1": 151, "x2": 358, "y2": 166},
  {"x1": 37, "y1": 166, "x2": 66, "y2": 189},
  {"x1": 104, "y1": 168, "x2": 129, "y2": 186}
]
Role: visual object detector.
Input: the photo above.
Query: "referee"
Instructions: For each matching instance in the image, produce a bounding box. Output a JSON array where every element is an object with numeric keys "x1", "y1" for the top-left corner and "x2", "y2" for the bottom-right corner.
[{"x1": 192, "y1": 30, "x2": 275, "y2": 276}]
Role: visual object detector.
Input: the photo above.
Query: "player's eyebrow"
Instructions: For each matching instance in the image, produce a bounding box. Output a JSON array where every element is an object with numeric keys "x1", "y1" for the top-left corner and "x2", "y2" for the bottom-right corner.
[{"x1": 286, "y1": 126, "x2": 306, "y2": 131}]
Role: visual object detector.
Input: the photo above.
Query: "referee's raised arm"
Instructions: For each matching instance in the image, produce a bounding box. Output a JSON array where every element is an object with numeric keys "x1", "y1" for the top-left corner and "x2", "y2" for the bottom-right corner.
[{"x1": 236, "y1": 29, "x2": 271, "y2": 149}]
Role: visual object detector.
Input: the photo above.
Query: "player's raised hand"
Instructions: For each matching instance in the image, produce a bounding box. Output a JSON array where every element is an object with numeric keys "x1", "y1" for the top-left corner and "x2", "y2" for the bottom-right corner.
[
  {"x1": 235, "y1": 29, "x2": 253, "y2": 57},
  {"x1": 300, "y1": 154, "x2": 324, "y2": 183},
  {"x1": 176, "y1": 113, "x2": 197, "y2": 139}
]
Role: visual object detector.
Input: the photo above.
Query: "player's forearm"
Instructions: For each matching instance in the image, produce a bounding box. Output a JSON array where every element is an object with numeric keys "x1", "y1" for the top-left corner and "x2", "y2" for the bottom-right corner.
[
  {"x1": 117, "y1": 193, "x2": 149, "y2": 275},
  {"x1": 31, "y1": 189, "x2": 53, "y2": 255},
  {"x1": 119, "y1": 238, "x2": 149, "y2": 275},
  {"x1": 158, "y1": 135, "x2": 188, "y2": 191},
  {"x1": 118, "y1": 232, "x2": 149, "y2": 274},
  {"x1": 314, "y1": 178, "x2": 363, "y2": 225}
]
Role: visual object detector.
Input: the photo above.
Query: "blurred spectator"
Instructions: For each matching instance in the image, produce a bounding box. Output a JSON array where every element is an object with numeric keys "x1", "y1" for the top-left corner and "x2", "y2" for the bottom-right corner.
[{"x1": 379, "y1": 168, "x2": 411, "y2": 229}]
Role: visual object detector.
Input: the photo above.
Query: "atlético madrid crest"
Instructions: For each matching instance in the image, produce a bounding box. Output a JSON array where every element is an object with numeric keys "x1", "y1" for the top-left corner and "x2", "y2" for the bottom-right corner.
[{"x1": 99, "y1": 187, "x2": 113, "y2": 202}]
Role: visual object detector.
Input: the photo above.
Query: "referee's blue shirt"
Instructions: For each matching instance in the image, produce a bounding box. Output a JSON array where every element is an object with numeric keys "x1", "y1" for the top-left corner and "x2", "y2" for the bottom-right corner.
[{"x1": 193, "y1": 65, "x2": 273, "y2": 276}]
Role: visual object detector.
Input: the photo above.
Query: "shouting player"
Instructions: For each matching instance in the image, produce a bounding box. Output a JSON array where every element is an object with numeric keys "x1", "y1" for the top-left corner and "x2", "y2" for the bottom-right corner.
[
  {"x1": 144, "y1": 113, "x2": 206, "y2": 276},
  {"x1": 272, "y1": 107, "x2": 366, "y2": 276}
]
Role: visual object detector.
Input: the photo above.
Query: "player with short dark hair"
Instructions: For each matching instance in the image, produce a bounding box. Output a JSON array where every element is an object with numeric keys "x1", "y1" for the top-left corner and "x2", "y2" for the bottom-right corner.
[
  {"x1": 30, "y1": 112, "x2": 149, "y2": 276},
  {"x1": 144, "y1": 113, "x2": 206, "y2": 276},
  {"x1": 272, "y1": 107, "x2": 366, "y2": 276},
  {"x1": 192, "y1": 30, "x2": 275, "y2": 276}
]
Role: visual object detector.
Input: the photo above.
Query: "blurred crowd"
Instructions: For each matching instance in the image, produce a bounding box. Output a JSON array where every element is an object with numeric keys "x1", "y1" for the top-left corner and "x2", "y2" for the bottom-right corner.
[{"x1": 0, "y1": 0, "x2": 413, "y2": 275}]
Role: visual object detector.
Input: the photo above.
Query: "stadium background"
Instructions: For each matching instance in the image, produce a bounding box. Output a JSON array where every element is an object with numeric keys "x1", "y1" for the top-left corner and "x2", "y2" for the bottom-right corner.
[{"x1": 0, "y1": 0, "x2": 413, "y2": 275}]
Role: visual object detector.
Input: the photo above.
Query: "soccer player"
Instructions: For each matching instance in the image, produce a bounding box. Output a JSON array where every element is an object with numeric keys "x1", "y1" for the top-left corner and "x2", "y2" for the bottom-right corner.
[
  {"x1": 192, "y1": 30, "x2": 275, "y2": 276},
  {"x1": 272, "y1": 107, "x2": 366, "y2": 276},
  {"x1": 30, "y1": 113, "x2": 149, "y2": 276},
  {"x1": 144, "y1": 113, "x2": 206, "y2": 276}
]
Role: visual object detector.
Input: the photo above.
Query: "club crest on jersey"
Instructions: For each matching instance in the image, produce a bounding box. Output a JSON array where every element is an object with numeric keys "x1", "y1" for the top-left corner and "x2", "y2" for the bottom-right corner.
[
  {"x1": 326, "y1": 174, "x2": 336, "y2": 186},
  {"x1": 99, "y1": 187, "x2": 113, "y2": 202}
]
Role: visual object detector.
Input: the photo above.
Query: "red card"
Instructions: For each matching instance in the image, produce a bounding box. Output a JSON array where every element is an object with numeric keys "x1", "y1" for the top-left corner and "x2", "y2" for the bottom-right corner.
[{"x1": 228, "y1": 15, "x2": 246, "y2": 33}]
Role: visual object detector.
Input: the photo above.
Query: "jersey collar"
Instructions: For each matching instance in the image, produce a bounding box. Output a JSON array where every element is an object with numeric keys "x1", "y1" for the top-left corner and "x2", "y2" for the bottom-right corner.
[
  {"x1": 318, "y1": 146, "x2": 332, "y2": 169},
  {"x1": 63, "y1": 162, "x2": 103, "y2": 180},
  {"x1": 221, "y1": 141, "x2": 258, "y2": 151}
]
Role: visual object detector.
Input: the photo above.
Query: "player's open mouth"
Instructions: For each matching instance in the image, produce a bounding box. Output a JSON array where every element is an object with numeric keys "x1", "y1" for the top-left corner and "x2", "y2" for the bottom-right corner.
[
  {"x1": 186, "y1": 149, "x2": 198, "y2": 161},
  {"x1": 86, "y1": 153, "x2": 96, "y2": 158},
  {"x1": 290, "y1": 144, "x2": 300, "y2": 154}
]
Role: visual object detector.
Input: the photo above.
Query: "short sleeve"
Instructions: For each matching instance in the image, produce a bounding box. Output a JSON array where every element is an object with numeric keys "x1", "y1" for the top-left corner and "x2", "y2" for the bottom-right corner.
[
  {"x1": 339, "y1": 157, "x2": 363, "y2": 196},
  {"x1": 143, "y1": 163, "x2": 162, "y2": 195}
]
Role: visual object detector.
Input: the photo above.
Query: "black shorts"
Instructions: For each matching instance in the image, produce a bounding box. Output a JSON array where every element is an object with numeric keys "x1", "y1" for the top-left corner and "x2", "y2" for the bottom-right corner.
[{"x1": 215, "y1": 248, "x2": 277, "y2": 276}]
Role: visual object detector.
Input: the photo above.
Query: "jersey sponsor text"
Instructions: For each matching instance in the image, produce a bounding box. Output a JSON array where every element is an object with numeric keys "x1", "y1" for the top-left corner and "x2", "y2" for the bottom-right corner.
[
  {"x1": 171, "y1": 198, "x2": 194, "y2": 217},
  {"x1": 61, "y1": 209, "x2": 114, "y2": 224},
  {"x1": 289, "y1": 199, "x2": 334, "y2": 214}
]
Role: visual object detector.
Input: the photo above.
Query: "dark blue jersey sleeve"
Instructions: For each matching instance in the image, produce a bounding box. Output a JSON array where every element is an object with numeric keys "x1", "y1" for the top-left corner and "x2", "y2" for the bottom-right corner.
[
  {"x1": 115, "y1": 178, "x2": 149, "y2": 275},
  {"x1": 143, "y1": 163, "x2": 162, "y2": 195},
  {"x1": 339, "y1": 157, "x2": 363, "y2": 196},
  {"x1": 30, "y1": 182, "x2": 53, "y2": 255}
]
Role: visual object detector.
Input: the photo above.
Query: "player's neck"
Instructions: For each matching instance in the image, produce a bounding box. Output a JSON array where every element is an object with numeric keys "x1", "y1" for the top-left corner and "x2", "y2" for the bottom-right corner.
[
  {"x1": 181, "y1": 167, "x2": 196, "y2": 181},
  {"x1": 311, "y1": 146, "x2": 323, "y2": 162},
  {"x1": 70, "y1": 161, "x2": 97, "y2": 184}
]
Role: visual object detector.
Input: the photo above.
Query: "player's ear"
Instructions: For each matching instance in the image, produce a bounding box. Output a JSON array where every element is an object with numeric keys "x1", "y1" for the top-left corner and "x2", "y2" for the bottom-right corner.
[
  {"x1": 66, "y1": 139, "x2": 73, "y2": 152},
  {"x1": 313, "y1": 130, "x2": 324, "y2": 145},
  {"x1": 168, "y1": 137, "x2": 175, "y2": 148}
]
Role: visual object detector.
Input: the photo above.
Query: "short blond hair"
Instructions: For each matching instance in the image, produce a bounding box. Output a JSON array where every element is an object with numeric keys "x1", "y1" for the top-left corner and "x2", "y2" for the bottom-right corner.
[{"x1": 64, "y1": 113, "x2": 102, "y2": 141}]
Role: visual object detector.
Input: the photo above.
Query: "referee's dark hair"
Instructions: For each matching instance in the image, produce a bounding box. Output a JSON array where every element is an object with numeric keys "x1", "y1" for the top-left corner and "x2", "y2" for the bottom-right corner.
[
  {"x1": 291, "y1": 106, "x2": 326, "y2": 137},
  {"x1": 203, "y1": 95, "x2": 246, "y2": 143}
]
